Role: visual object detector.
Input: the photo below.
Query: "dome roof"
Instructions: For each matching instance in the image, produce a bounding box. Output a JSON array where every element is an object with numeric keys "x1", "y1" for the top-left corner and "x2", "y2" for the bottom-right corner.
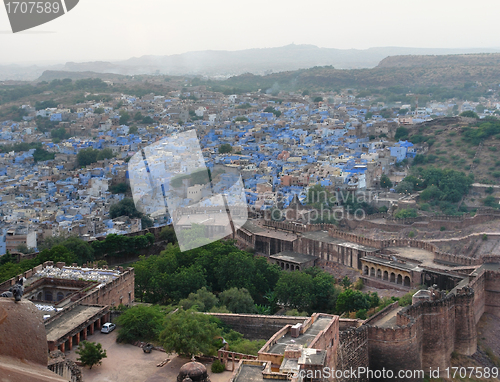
[{"x1": 177, "y1": 361, "x2": 209, "y2": 382}]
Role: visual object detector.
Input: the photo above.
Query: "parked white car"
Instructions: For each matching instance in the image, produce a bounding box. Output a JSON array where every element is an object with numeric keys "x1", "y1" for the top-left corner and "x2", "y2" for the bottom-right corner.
[{"x1": 101, "y1": 322, "x2": 116, "y2": 334}]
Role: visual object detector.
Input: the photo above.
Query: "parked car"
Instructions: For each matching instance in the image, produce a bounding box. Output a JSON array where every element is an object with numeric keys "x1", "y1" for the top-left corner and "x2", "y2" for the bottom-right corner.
[{"x1": 101, "y1": 322, "x2": 116, "y2": 333}]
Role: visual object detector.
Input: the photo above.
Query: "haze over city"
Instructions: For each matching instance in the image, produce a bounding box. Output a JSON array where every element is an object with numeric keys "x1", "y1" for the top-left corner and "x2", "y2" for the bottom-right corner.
[
  {"x1": 2, "y1": 1, "x2": 500, "y2": 382},
  {"x1": 1, "y1": 0, "x2": 500, "y2": 64}
]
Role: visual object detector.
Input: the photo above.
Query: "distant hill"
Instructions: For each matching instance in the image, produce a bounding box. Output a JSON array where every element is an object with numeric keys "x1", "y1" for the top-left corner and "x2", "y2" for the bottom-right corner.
[
  {"x1": 378, "y1": 53, "x2": 500, "y2": 68},
  {"x1": 216, "y1": 53, "x2": 500, "y2": 91},
  {"x1": 38, "y1": 70, "x2": 129, "y2": 82},
  {"x1": 2, "y1": 44, "x2": 500, "y2": 80}
]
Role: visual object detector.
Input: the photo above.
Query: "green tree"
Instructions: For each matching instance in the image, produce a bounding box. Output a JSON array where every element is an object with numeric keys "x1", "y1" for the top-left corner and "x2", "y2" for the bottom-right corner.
[
  {"x1": 159, "y1": 225, "x2": 177, "y2": 243},
  {"x1": 116, "y1": 305, "x2": 164, "y2": 343},
  {"x1": 394, "y1": 208, "x2": 418, "y2": 219},
  {"x1": 128, "y1": 126, "x2": 138, "y2": 135},
  {"x1": 76, "y1": 341, "x2": 107, "y2": 369},
  {"x1": 380, "y1": 109, "x2": 393, "y2": 118},
  {"x1": 0, "y1": 251, "x2": 15, "y2": 266},
  {"x1": 460, "y1": 110, "x2": 479, "y2": 119},
  {"x1": 159, "y1": 308, "x2": 220, "y2": 357},
  {"x1": 94, "y1": 107, "x2": 104, "y2": 114},
  {"x1": 340, "y1": 276, "x2": 352, "y2": 289},
  {"x1": 133, "y1": 111, "x2": 143, "y2": 121},
  {"x1": 179, "y1": 287, "x2": 218, "y2": 312},
  {"x1": 396, "y1": 180, "x2": 414, "y2": 194},
  {"x1": 219, "y1": 144, "x2": 232, "y2": 154},
  {"x1": 380, "y1": 174, "x2": 393, "y2": 189},
  {"x1": 15, "y1": 244, "x2": 31, "y2": 254},
  {"x1": 109, "y1": 182, "x2": 130, "y2": 194},
  {"x1": 60, "y1": 236, "x2": 95, "y2": 265},
  {"x1": 109, "y1": 198, "x2": 142, "y2": 219},
  {"x1": 142, "y1": 116, "x2": 154, "y2": 124},
  {"x1": 218, "y1": 287, "x2": 256, "y2": 313},
  {"x1": 310, "y1": 271, "x2": 339, "y2": 313},
  {"x1": 33, "y1": 148, "x2": 55, "y2": 162},
  {"x1": 394, "y1": 127, "x2": 409, "y2": 141},
  {"x1": 77, "y1": 148, "x2": 98, "y2": 167},
  {"x1": 335, "y1": 289, "x2": 370, "y2": 314},
  {"x1": 234, "y1": 116, "x2": 249, "y2": 122},
  {"x1": 119, "y1": 110, "x2": 131, "y2": 125},
  {"x1": 313, "y1": 96, "x2": 323, "y2": 103},
  {"x1": 275, "y1": 271, "x2": 314, "y2": 312},
  {"x1": 51, "y1": 127, "x2": 69, "y2": 142},
  {"x1": 483, "y1": 195, "x2": 498, "y2": 208},
  {"x1": 96, "y1": 148, "x2": 114, "y2": 161}
]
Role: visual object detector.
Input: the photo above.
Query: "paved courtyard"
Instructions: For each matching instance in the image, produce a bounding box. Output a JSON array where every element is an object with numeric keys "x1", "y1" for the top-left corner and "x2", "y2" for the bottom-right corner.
[{"x1": 65, "y1": 330, "x2": 232, "y2": 382}]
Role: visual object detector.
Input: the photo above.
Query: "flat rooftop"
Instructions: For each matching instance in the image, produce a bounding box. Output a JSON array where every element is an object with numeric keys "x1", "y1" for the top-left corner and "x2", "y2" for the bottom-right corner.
[
  {"x1": 371, "y1": 306, "x2": 404, "y2": 329},
  {"x1": 362, "y1": 255, "x2": 421, "y2": 272},
  {"x1": 45, "y1": 305, "x2": 104, "y2": 342},
  {"x1": 391, "y1": 247, "x2": 452, "y2": 270},
  {"x1": 241, "y1": 220, "x2": 265, "y2": 234},
  {"x1": 234, "y1": 364, "x2": 272, "y2": 382},
  {"x1": 302, "y1": 231, "x2": 379, "y2": 252},
  {"x1": 270, "y1": 251, "x2": 317, "y2": 264},
  {"x1": 267, "y1": 316, "x2": 332, "y2": 355}
]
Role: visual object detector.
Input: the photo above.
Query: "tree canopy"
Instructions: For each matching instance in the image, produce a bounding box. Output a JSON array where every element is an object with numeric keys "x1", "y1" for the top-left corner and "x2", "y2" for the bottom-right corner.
[
  {"x1": 76, "y1": 341, "x2": 107, "y2": 369},
  {"x1": 116, "y1": 305, "x2": 164, "y2": 343},
  {"x1": 159, "y1": 308, "x2": 221, "y2": 357}
]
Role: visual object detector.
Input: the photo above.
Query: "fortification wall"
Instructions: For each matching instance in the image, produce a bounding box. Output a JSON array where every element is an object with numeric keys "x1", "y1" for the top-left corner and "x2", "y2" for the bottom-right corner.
[
  {"x1": 205, "y1": 313, "x2": 307, "y2": 340},
  {"x1": 342, "y1": 209, "x2": 500, "y2": 233},
  {"x1": 453, "y1": 292, "x2": 477, "y2": 355},
  {"x1": 79, "y1": 267, "x2": 135, "y2": 307},
  {"x1": 367, "y1": 321, "x2": 422, "y2": 381},
  {"x1": 485, "y1": 271, "x2": 500, "y2": 318},
  {"x1": 336, "y1": 326, "x2": 369, "y2": 382},
  {"x1": 407, "y1": 299, "x2": 455, "y2": 370},
  {"x1": 469, "y1": 271, "x2": 486, "y2": 324}
]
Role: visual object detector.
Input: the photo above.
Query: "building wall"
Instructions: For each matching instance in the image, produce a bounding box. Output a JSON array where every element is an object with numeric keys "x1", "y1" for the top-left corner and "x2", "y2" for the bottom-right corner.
[
  {"x1": 206, "y1": 313, "x2": 307, "y2": 340},
  {"x1": 335, "y1": 326, "x2": 369, "y2": 382}
]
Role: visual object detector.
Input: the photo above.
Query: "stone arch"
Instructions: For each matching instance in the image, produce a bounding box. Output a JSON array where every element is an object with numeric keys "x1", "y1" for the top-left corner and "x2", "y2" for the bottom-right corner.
[
  {"x1": 376, "y1": 269, "x2": 382, "y2": 279},
  {"x1": 404, "y1": 276, "x2": 411, "y2": 287},
  {"x1": 370, "y1": 267, "x2": 375, "y2": 277},
  {"x1": 57, "y1": 292, "x2": 64, "y2": 301},
  {"x1": 390, "y1": 272, "x2": 396, "y2": 283},
  {"x1": 290, "y1": 265, "x2": 295, "y2": 271},
  {"x1": 364, "y1": 266, "x2": 369, "y2": 275},
  {"x1": 397, "y1": 274, "x2": 403, "y2": 285},
  {"x1": 45, "y1": 291, "x2": 53, "y2": 301},
  {"x1": 383, "y1": 271, "x2": 388, "y2": 281},
  {"x1": 37, "y1": 291, "x2": 42, "y2": 300},
  {"x1": 286, "y1": 263, "x2": 289, "y2": 270}
]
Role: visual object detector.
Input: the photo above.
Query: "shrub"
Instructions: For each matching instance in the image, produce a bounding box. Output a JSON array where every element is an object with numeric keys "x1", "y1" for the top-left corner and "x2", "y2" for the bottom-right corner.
[
  {"x1": 353, "y1": 278, "x2": 364, "y2": 290},
  {"x1": 440, "y1": 226, "x2": 446, "y2": 231},
  {"x1": 408, "y1": 231, "x2": 415, "y2": 238},
  {"x1": 395, "y1": 208, "x2": 418, "y2": 219},
  {"x1": 483, "y1": 234, "x2": 488, "y2": 241},
  {"x1": 419, "y1": 203, "x2": 430, "y2": 211},
  {"x1": 211, "y1": 360, "x2": 226, "y2": 373},
  {"x1": 356, "y1": 309, "x2": 367, "y2": 320}
]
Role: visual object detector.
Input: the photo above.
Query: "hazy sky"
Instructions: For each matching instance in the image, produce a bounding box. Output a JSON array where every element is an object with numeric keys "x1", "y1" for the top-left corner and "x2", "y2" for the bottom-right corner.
[{"x1": 1, "y1": 0, "x2": 500, "y2": 64}]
